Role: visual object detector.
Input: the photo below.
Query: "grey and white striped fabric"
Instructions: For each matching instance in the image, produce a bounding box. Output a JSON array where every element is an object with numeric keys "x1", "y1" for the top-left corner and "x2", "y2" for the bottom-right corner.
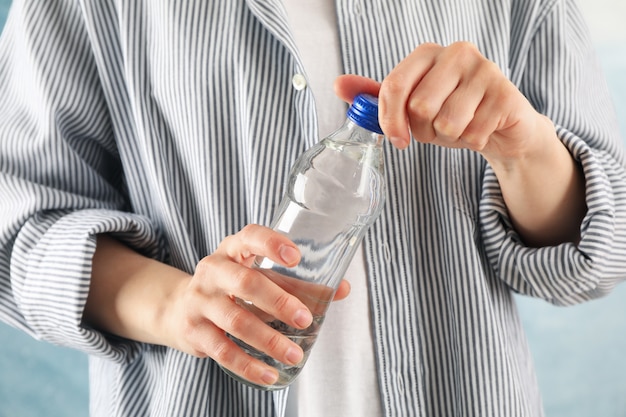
[{"x1": 1, "y1": 0, "x2": 625, "y2": 416}]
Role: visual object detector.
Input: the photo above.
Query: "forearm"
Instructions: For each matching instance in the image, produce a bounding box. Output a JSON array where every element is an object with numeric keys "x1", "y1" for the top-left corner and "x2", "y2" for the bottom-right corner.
[
  {"x1": 84, "y1": 234, "x2": 190, "y2": 348},
  {"x1": 486, "y1": 116, "x2": 587, "y2": 247}
]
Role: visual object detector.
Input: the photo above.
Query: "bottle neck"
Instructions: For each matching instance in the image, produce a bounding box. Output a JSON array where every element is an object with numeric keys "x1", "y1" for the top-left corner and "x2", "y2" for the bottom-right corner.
[{"x1": 328, "y1": 119, "x2": 385, "y2": 147}]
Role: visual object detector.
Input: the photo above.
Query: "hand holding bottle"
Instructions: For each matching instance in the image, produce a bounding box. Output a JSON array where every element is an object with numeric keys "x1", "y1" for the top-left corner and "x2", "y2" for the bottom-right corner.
[
  {"x1": 85, "y1": 229, "x2": 351, "y2": 389},
  {"x1": 170, "y1": 225, "x2": 312, "y2": 383}
]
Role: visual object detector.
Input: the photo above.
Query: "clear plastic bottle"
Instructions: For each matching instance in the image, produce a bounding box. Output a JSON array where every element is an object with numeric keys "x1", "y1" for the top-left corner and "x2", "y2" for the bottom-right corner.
[{"x1": 224, "y1": 93, "x2": 386, "y2": 390}]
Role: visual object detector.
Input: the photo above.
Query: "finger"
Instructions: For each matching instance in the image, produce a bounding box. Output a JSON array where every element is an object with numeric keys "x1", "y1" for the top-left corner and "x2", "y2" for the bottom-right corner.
[
  {"x1": 333, "y1": 74, "x2": 381, "y2": 104},
  {"x1": 427, "y1": 78, "x2": 486, "y2": 147},
  {"x1": 189, "y1": 319, "x2": 281, "y2": 386},
  {"x1": 405, "y1": 71, "x2": 459, "y2": 145},
  {"x1": 379, "y1": 43, "x2": 442, "y2": 148},
  {"x1": 205, "y1": 296, "x2": 305, "y2": 367},
  {"x1": 460, "y1": 84, "x2": 510, "y2": 152},
  {"x1": 454, "y1": 64, "x2": 518, "y2": 152},
  {"x1": 220, "y1": 224, "x2": 301, "y2": 268},
  {"x1": 332, "y1": 279, "x2": 351, "y2": 301},
  {"x1": 198, "y1": 258, "x2": 313, "y2": 329},
  {"x1": 407, "y1": 45, "x2": 485, "y2": 145}
]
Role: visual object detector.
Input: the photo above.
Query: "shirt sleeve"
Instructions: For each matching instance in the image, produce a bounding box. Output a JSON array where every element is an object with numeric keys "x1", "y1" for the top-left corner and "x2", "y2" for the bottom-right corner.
[
  {"x1": 0, "y1": 1, "x2": 163, "y2": 362},
  {"x1": 479, "y1": 0, "x2": 626, "y2": 306}
]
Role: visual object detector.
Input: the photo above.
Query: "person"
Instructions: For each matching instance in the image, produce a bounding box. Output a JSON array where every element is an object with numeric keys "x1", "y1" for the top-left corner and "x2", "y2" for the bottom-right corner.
[{"x1": 0, "y1": 0, "x2": 624, "y2": 416}]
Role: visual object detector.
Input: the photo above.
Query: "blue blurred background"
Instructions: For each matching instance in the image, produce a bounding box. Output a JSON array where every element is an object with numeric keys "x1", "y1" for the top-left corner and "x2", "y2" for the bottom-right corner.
[{"x1": 0, "y1": 1, "x2": 625, "y2": 416}]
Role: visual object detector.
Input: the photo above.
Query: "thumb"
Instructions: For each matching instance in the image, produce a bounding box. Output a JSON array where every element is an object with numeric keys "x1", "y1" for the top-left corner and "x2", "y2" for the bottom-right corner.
[{"x1": 334, "y1": 74, "x2": 381, "y2": 104}]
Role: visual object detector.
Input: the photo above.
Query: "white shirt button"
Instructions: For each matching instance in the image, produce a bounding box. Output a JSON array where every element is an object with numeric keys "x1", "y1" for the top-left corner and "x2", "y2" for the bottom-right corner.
[
  {"x1": 397, "y1": 374, "x2": 405, "y2": 394},
  {"x1": 291, "y1": 73, "x2": 307, "y2": 91},
  {"x1": 382, "y1": 242, "x2": 392, "y2": 263}
]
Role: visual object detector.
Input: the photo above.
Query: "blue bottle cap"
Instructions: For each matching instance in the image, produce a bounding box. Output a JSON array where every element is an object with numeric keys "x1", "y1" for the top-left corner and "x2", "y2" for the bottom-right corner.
[{"x1": 346, "y1": 93, "x2": 384, "y2": 135}]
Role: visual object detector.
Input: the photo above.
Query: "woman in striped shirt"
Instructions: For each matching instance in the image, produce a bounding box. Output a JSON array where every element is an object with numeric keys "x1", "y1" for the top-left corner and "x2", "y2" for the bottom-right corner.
[{"x1": 0, "y1": 1, "x2": 624, "y2": 416}]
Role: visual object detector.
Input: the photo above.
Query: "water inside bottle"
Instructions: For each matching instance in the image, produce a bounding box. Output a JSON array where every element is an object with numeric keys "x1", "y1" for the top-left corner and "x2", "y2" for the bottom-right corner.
[
  {"x1": 227, "y1": 313, "x2": 327, "y2": 390},
  {"x1": 228, "y1": 267, "x2": 335, "y2": 390}
]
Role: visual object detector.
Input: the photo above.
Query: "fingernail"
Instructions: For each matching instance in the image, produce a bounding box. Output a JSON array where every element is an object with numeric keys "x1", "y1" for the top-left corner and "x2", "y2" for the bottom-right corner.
[
  {"x1": 286, "y1": 346, "x2": 304, "y2": 365},
  {"x1": 261, "y1": 369, "x2": 278, "y2": 385},
  {"x1": 293, "y1": 308, "x2": 312, "y2": 328},
  {"x1": 279, "y1": 245, "x2": 299, "y2": 265},
  {"x1": 390, "y1": 136, "x2": 409, "y2": 148}
]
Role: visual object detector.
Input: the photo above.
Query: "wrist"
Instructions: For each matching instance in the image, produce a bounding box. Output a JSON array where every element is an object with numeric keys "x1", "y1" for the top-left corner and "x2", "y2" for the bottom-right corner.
[
  {"x1": 154, "y1": 270, "x2": 192, "y2": 351},
  {"x1": 483, "y1": 114, "x2": 559, "y2": 174},
  {"x1": 87, "y1": 235, "x2": 192, "y2": 348},
  {"x1": 483, "y1": 118, "x2": 586, "y2": 246}
]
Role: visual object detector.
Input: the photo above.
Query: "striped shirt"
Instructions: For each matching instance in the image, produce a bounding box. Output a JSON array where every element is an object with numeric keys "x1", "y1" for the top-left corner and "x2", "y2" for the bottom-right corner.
[{"x1": 1, "y1": 1, "x2": 625, "y2": 416}]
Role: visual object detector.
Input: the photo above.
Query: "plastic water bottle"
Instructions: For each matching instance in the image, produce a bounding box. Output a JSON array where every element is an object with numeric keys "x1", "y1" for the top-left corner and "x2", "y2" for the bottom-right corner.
[{"x1": 224, "y1": 93, "x2": 386, "y2": 390}]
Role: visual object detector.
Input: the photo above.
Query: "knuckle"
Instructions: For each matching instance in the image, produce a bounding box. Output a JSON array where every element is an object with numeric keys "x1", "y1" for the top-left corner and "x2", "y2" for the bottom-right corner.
[
  {"x1": 181, "y1": 315, "x2": 196, "y2": 337},
  {"x1": 477, "y1": 60, "x2": 503, "y2": 85},
  {"x1": 450, "y1": 41, "x2": 479, "y2": 57},
  {"x1": 180, "y1": 320, "x2": 211, "y2": 358},
  {"x1": 234, "y1": 267, "x2": 258, "y2": 291},
  {"x1": 433, "y1": 114, "x2": 459, "y2": 137},
  {"x1": 212, "y1": 339, "x2": 236, "y2": 364},
  {"x1": 416, "y1": 42, "x2": 442, "y2": 55},
  {"x1": 224, "y1": 307, "x2": 249, "y2": 334},
  {"x1": 239, "y1": 224, "x2": 260, "y2": 240},
  {"x1": 421, "y1": 41, "x2": 441, "y2": 49},
  {"x1": 480, "y1": 58, "x2": 499, "y2": 74},
  {"x1": 194, "y1": 256, "x2": 210, "y2": 275},
  {"x1": 380, "y1": 76, "x2": 405, "y2": 97},
  {"x1": 408, "y1": 96, "x2": 437, "y2": 121},
  {"x1": 237, "y1": 225, "x2": 252, "y2": 240},
  {"x1": 461, "y1": 129, "x2": 488, "y2": 151},
  {"x1": 465, "y1": 137, "x2": 488, "y2": 152},
  {"x1": 448, "y1": 42, "x2": 484, "y2": 72},
  {"x1": 216, "y1": 233, "x2": 236, "y2": 253},
  {"x1": 239, "y1": 359, "x2": 257, "y2": 381},
  {"x1": 264, "y1": 331, "x2": 283, "y2": 354},
  {"x1": 261, "y1": 234, "x2": 283, "y2": 255},
  {"x1": 191, "y1": 348, "x2": 207, "y2": 358},
  {"x1": 187, "y1": 341, "x2": 209, "y2": 358},
  {"x1": 271, "y1": 291, "x2": 292, "y2": 315}
]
